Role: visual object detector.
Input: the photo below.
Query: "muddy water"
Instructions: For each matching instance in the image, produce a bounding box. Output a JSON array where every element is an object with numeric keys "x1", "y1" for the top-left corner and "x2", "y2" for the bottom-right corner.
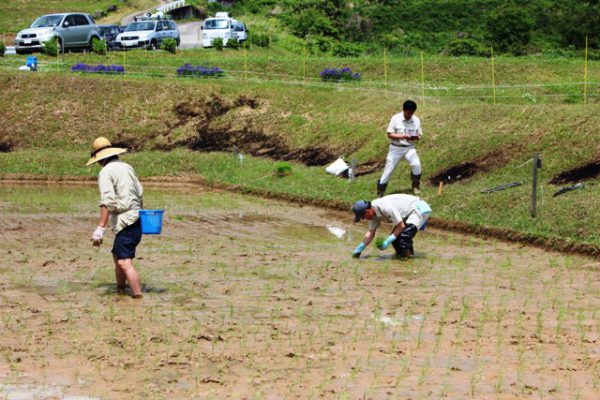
[{"x1": 0, "y1": 183, "x2": 599, "y2": 399}]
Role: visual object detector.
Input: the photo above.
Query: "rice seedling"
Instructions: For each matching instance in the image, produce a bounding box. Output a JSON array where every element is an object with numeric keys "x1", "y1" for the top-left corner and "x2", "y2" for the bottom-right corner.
[
  {"x1": 469, "y1": 366, "x2": 483, "y2": 397},
  {"x1": 417, "y1": 358, "x2": 429, "y2": 388},
  {"x1": 495, "y1": 368, "x2": 505, "y2": 394}
]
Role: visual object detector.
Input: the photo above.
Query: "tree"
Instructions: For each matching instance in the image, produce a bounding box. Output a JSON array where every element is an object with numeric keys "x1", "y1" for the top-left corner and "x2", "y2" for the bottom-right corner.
[
  {"x1": 556, "y1": 1, "x2": 600, "y2": 49},
  {"x1": 486, "y1": 4, "x2": 534, "y2": 55}
]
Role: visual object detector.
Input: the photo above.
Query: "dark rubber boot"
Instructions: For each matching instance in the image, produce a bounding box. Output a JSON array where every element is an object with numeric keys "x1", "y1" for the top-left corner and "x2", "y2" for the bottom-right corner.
[
  {"x1": 411, "y1": 173, "x2": 422, "y2": 195},
  {"x1": 376, "y1": 180, "x2": 388, "y2": 198},
  {"x1": 392, "y1": 224, "x2": 418, "y2": 258}
]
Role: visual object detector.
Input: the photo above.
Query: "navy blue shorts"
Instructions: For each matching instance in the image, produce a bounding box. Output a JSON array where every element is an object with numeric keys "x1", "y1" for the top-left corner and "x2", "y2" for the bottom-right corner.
[{"x1": 112, "y1": 220, "x2": 142, "y2": 260}]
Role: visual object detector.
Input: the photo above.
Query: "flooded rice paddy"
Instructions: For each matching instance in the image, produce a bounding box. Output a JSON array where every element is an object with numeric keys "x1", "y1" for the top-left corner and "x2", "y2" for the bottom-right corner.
[{"x1": 0, "y1": 183, "x2": 599, "y2": 399}]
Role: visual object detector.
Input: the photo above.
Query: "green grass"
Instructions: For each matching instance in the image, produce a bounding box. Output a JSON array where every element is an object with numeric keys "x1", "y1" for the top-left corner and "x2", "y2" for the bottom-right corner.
[
  {"x1": 0, "y1": 50, "x2": 599, "y2": 250},
  {"x1": 0, "y1": 1, "x2": 159, "y2": 33},
  {"x1": 2, "y1": 148, "x2": 600, "y2": 247},
  {"x1": 1, "y1": 48, "x2": 598, "y2": 103}
]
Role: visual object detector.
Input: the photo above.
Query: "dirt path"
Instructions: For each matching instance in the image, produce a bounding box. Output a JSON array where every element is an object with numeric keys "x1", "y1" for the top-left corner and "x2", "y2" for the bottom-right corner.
[
  {"x1": 0, "y1": 183, "x2": 598, "y2": 399},
  {"x1": 177, "y1": 21, "x2": 203, "y2": 49}
]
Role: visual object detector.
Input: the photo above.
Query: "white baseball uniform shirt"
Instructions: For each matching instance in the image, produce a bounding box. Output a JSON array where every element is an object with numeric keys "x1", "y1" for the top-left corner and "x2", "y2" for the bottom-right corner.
[
  {"x1": 387, "y1": 113, "x2": 423, "y2": 146},
  {"x1": 368, "y1": 194, "x2": 429, "y2": 231}
]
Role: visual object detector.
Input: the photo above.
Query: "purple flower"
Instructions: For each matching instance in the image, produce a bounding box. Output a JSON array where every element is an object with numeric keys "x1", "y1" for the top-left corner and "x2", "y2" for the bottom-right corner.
[
  {"x1": 320, "y1": 67, "x2": 361, "y2": 82},
  {"x1": 70, "y1": 63, "x2": 124, "y2": 74},
  {"x1": 177, "y1": 64, "x2": 224, "y2": 78}
]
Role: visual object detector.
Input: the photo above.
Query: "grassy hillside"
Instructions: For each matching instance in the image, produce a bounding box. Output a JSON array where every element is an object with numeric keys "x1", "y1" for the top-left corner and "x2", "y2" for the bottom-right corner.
[
  {"x1": 222, "y1": 0, "x2": 600, "y2": 55},
  {"x1": 0, "y1": 0, "x2": 159, "y2": 33},
  {"x1": 1, "y1": 69, "x2": 600, "y2": 250},
  {"x1": 0, "y1": 49, "x2": 598, "y2": 103}
]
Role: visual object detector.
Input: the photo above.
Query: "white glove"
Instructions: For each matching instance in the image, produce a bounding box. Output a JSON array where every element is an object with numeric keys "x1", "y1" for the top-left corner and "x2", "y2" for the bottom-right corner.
[{"x1": 91, "y1": 226, "x2": 106, "y2": 246}]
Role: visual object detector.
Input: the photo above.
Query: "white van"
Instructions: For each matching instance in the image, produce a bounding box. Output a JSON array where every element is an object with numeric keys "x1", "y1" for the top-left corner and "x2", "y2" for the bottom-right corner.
[
  {"x1": 202, "y1": 13, "x2": 248, "y2": 47},
  {"x1": 201, "y1": 17, "x2": 237, "y2": 47}
]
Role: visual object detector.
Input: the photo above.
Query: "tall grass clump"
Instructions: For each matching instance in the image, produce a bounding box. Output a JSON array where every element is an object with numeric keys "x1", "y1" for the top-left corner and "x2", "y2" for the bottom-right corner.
[
  {"x1": 42, "y1": 38, "x2": 59, "y2": 56},
  {"x1": 160, "y1": 38, "x2": 177, "y2": 54},
  {"x1": 92, "y1": 38, "x2": 107, "y2": 55},
  {"x1": 213, "y1": 37, "x2": 224, "y2": 51}
]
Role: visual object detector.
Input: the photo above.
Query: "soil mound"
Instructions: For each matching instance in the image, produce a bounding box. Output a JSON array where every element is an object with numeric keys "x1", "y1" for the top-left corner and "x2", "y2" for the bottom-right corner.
[
  {"x1": 188, "y1": 128, "x2": 335, "y2": 166},
  {"x1": 0, "y1": 138, "x2": 13, "y2": 152},
  {"x1": 429, "y1": 145, "x2": 520, "y2": 185},
  {"x1": 430, "y1": 162, "x2": 480, "y2": 185},
  {"x1": 550, "y1": 161, "x2": 600, "y2": 185},
  {"x1": 163, "y1": 94, "x2": 338, "y2": 166}
]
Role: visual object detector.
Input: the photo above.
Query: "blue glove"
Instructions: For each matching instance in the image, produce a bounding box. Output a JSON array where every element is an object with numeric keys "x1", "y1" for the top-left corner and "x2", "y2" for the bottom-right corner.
[
  {"x1": 353, "y1": 242, "x2": 366, "y2": 258},
  {"x1": 378, "y1": 234, "x2": 397, "y2": 250}
]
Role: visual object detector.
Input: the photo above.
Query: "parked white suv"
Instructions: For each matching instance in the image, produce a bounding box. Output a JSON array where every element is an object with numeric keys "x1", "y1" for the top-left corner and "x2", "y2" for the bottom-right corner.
[
  {"x1": 116, "y1": 19, "x2": 180, "y2": 50},
  {"x1": 15, "y1": 13, "x2": 100, "y2": 54},
  {"x1": 232, "y1": 21, "x2": 248, "y2": 43}
]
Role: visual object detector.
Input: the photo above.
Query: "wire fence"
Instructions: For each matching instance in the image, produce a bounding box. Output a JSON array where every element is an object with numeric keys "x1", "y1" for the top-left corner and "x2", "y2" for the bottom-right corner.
[{"x1": 0, "y1": 49, "x2": 598, "y2": 105}]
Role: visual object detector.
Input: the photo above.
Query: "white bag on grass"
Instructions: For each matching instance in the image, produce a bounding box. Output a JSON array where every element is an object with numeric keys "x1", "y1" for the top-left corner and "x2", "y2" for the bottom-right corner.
[{"x1": 325, "y1": 158, "x2": 349, "y2": 176}]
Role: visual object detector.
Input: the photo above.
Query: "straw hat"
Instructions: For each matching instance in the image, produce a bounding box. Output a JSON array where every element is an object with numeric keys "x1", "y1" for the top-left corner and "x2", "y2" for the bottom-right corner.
[{"x1": 86, "y1": 137, "x2": 127, "y2": 166}]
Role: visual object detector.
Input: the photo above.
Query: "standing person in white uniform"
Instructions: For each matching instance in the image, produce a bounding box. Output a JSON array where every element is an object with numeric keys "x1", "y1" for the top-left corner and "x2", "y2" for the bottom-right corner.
[
  {"x1": 351, "y1": 194, "x2": 431, "y2": 259},
  {"x1": 377, "y1": 100, "x2": 423, "y2": 197}
]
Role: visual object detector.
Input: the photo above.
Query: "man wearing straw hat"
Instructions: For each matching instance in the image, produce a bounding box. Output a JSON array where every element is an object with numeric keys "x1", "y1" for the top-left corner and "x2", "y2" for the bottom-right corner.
[{"x1": 87, "y1": 137, "x2": 144, "y2": 298}]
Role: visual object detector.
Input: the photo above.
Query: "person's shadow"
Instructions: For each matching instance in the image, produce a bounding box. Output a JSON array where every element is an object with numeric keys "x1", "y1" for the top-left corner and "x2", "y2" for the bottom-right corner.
[
  {"x1": 96, "y1": 283, "x2": 168, "y2": 296},
  {"x1": 360, "y1": 252, "x2": 426, "y2": 261}
]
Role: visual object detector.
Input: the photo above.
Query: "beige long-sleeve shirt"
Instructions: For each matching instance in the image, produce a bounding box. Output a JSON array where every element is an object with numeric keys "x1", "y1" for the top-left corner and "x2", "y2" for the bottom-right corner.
[{"x1": 98, "y1": 159, "x2": 143, "y2": 233}]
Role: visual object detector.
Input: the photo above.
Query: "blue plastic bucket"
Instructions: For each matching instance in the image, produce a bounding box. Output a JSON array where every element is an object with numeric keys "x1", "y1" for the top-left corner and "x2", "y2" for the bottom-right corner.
[
  {"x1": 26, "y1": 56, "x2": 37, "y2": 67},
  {"x1": 139, "y1": 210, "x2": 164, "y2": 235}
]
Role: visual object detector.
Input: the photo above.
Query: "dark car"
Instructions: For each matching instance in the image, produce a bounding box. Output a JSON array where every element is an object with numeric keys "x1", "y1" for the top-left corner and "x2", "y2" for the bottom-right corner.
[{"x1": 97, "y1": 24, "x2": 121, "y2": 50}]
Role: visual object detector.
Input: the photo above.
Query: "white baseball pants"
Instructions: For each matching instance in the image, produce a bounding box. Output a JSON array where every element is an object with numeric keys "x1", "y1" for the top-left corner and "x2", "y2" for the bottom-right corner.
[{"x1": 379, "y1": 145, "x2": 421, "y2": 184}]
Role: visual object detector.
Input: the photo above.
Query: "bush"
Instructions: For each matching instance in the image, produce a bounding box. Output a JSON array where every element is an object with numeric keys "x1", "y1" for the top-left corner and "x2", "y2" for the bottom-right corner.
[
  {"x1": 42, "y1": 38, "x2": 59, "y2": 56},
  {"x1": 160, "y1": 38, "x2": 177, "y2": 54},
  {"x1": 556, "y1": 2, "x2": 600, "y2": 50},
  {"x1": 71, "y1": 63, "x2": 124, "y2": 74},
  {"x1": 213, "y1": 37, "x2": 224, "y2": 51},
  {"x1": 379, "y1": 31, "x2": 421, "y2": 56},
  {"x1": 0, "y1": 43, "x2": 5, "y2": 57},
  {"x1": 307, "y1": 35, "x2": 333, "y2": 53},
  {"x1": 380, "y1": 32, "x2": 406, "y2": 50},
  {"x1": 92, "y1": 38, "x2": 107, "y2": 55},
  {"x1": 226, "y1": 38, "x2": 240, "y2": 49},
  {"x1": 283, "y1": 8, "x2": 338, "y2": 38},
  {"x1": 250, "y1": 33, "x2": 270, "y2": 48},
  {"x1": 274, "y1": 162, "x2": 292, "y2": 177},
  {"x1": 320, "y1": 67, "x2": 361, "y2": 82},
  {"x1": 445, "y1": 38, "x2": 485, "y2": 56},
  {"x1": 486, "y1": 5, "x2": 533, "y2": 55},
  {"x1": 332, "y1": 42, "x2": 363, "y2": 57},
  {"x1": 207, "y1": 1, "x2": 226, "y2": 15},
  {"x1": 177, "y1": 64, "x2": 224, "y2": 78}
]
